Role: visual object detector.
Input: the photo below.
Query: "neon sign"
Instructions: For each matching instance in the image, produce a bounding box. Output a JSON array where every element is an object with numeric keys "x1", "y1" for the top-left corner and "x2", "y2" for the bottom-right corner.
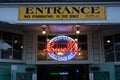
[
  {"x1": 43, "y1": 36, "x2": 80, "y2": 61},
  {"x1": 50, "y1": 72, "x2": 69, "y2": 75}
]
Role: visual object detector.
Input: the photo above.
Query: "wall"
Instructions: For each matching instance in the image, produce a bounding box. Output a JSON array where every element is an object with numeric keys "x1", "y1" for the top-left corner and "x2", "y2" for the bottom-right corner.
[
  {"x1": 11, "y1": 64, "x2": 36, "y2": 80},
  {"x1": 0, "y1": 63, "x2": 11, "y2": 80},
  {"x1": 24, "y1": 31, "x2": 36, "y2": 64},
  {"x1": 92, "y1": 31, "x2": 102, "y2": 64},
  {"x1": 89, "y1": 64, "x2": 115, "y2": 80}
]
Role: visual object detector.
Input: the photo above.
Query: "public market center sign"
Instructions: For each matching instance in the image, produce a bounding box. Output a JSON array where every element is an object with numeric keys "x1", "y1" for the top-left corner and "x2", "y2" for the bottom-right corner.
[{"x1": 19, "y1": 5, "x2": 106, "y2": 20}]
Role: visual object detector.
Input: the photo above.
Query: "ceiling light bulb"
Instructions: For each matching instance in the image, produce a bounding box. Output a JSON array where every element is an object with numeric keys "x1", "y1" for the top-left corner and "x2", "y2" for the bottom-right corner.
[
  {"x1": 42, "y1": 30, "x2": 46, "y2": 34},
  {"x1": 78, "y1": 53, "x2": 81, "y2": 56},
  {"x1": 76, "y1": 30, "x2": 80, "y2": 34},
  {"x1": 75, "y1": 38, "x2": 78, "y2": 41},
  {"x1": 107, "y1": 40, "x2": 111, "y2": 43},
  {"x1": 46, "y1": 39, "x2": 49, "y2": 42}
]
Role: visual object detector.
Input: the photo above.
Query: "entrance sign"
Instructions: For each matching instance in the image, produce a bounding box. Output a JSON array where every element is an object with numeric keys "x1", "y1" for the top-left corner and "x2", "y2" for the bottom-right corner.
[
  {"x1": 43, "y1": 35, "x2": 80, "y2": 61},
  {"x1": 19, "y1": 5, "x2": 106, "y2": 20}
]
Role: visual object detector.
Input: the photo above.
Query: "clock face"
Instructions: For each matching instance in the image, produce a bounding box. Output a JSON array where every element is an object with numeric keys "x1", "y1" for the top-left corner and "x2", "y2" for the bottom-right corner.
[{"x1": 43, "y1": 35, "x2": 80, "y2": 61}]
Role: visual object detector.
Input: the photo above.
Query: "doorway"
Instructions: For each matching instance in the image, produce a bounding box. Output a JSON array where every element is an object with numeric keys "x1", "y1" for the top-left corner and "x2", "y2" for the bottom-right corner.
[{"x1": 37, "y1": 64, "x2": 89, "y2": 80}]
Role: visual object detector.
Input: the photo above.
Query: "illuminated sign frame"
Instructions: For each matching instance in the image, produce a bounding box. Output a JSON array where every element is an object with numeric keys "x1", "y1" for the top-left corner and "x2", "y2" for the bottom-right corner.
[{"x1": 43, "y1": 35, "x2": 80, "y2": 61}]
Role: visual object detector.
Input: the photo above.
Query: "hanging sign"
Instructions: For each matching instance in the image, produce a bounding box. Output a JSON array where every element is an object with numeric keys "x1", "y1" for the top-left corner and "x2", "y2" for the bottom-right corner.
[
  {"x1": 43, "y1": 35, "x2": 81, "y2": 61},
  {"x1": 19, "y1": 5, "x2": 106, "y2": 20}
]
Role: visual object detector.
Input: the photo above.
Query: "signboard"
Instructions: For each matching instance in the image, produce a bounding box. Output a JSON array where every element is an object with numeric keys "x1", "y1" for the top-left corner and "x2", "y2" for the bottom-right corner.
[
  {"x1": 19, "y1": 5, "x2": 106, "y2": 20},
  {"x1": 43, "y1": 35, "x2": 80, "y2": 61}
]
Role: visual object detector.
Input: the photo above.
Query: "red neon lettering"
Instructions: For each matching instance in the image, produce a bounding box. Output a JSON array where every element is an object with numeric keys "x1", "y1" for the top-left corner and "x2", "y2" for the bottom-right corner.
[
  {"x1": 67, "y1": 40, "x2": 77, "y2": 52},
  {"x1": 43, "y1": 40, "x2": 81, "y2": 54}
]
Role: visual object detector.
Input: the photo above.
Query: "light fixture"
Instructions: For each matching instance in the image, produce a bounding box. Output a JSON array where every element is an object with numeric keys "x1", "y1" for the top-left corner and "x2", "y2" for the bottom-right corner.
[
  {"x1": 76, "y1": 30, "x2": 80, "y2": 34},
  {"x1": 21, "y1": 45, "x2": 23, "y2": 48},
  {"x1": 42, "y1": 27, "x2": 46, "y2": 34},
  {"x1": 76, "y1": 27, "x2": 80, "y2": 34},
  {"x1": 75, "y1": 38, "x2": 78, "y2": 41},
  {"x1": 107, "y1": 40, "x2": 111, "y2": 43},
  {"x1": 46, "y1": 38, "x2": 50, "y2": 42},
  {"x1": 78, "y1": 52, "x2": 81, "y2": 56},
  {"x1": 14, "y1": 40, "x2": 18, "y2": 43}
]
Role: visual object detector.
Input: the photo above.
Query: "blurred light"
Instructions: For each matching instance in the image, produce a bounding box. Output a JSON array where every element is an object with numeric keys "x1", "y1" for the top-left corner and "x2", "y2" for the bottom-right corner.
[
  {"x1": 46, "y1": 39, "x2": 50, "y2": 42},
  {"x1": 57, "y1": 52, "x2": 64, "y2": 56},
  {"x1": 76, "y1": 30, "x2": 80, "y2": 34},
  {"x1": 75, "y1": 38, "x2": 78, "y2": 41},
  {"x1": 14, "y1": 40, "x2": 18, "y2": 43},
  {"x1": 21, "y1": 45, "x2": 23, "y2": 48},
  {"x1": 76, "y1": 69, "x2": 79, "y2": 73},
  {"x1": 41, "y1": 25, "x2": 47, "y2": 34},
  {"x1": 42, "y1": 30, "x2": 46, "y2": 34},
  {"x1": 78, "y1": 52, "x2": 81, "y2": 55},
  {"x1": 76, "y1": 27, "x2": 80, "y2": 34},
  {"x1": 107, "y1": 40, "x2": 111, "y2": 43},
  {"x1": 9, "y1": 55, "x2": 12, "y2": 59}
]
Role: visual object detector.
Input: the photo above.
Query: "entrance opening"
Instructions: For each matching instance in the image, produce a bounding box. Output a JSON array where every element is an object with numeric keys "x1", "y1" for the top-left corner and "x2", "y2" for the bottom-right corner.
[{"x1": 37, "y1": 64, "x2": 89, "y2": 80}]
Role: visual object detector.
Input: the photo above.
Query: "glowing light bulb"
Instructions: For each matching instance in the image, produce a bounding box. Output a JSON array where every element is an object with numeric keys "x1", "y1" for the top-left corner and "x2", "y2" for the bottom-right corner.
[
  {"x1": 107, "y1": 40, "x2": 111, "y2": 43},
  {"x1": 75, "y1": 38, "x2": 78, "y2": 41},
  {"x1": 57, "y1": 52, "x2": 64, "y2": 56},
  {"x1": 42, "y1": 31, "x2": 46, "y2": 34},
  {"x1": 14, "y1": 40, "x2": 18, "y2": 43}
]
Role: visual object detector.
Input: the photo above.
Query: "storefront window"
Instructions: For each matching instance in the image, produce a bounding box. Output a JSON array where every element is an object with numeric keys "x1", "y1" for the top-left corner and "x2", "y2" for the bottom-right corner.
[
  {"x1": 37, "y1": 35, "x2": 88, "y2": 61},
  {"x1": 104, "y1": 33, "x2": 120, "y2": 62},
  {"x1": 0, "y1": 31, "x2": 23, "y2": 60}
]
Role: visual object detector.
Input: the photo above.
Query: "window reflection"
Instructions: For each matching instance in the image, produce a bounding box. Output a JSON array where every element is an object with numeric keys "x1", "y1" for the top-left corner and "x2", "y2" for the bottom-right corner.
[
  {"x1": 104, "y1": 33, "x2": 120, "y2": 62},
  {"x1": 1, "y1": 40, "x2": 12, "y2": 59},
  {"x1": 0, "y1": 31, "x2": 23, "y2": 60}
]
